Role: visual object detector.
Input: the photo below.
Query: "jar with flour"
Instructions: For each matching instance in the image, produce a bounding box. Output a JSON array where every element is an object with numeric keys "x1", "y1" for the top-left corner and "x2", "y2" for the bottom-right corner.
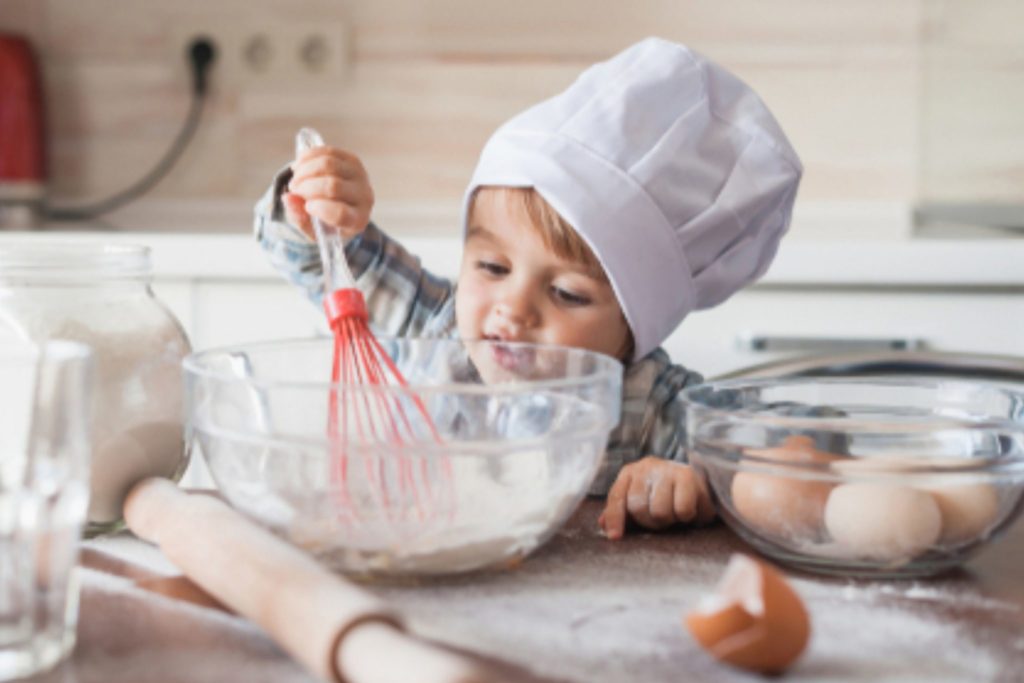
[{"x1": 0, "y1": 242, "x2": 191, "y2": 534}]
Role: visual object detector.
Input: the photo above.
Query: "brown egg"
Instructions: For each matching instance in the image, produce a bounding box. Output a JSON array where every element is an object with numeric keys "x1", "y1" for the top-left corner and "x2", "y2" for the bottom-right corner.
[
  {"x1": 731, "y1": 436, "x2": 838, "y2": 540},
  {"x1": 685, "y1": 553, "x2": 811, "y2": 674}
]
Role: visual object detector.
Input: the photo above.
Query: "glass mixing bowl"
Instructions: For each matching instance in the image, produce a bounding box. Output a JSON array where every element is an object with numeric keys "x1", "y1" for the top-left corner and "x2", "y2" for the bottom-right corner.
[
  {"x1": 680, "y1": 376, "x2": 1024, "y2": 578},
  {"x1": 184, "y1": 337, "x2": 622, "y2": 578}
]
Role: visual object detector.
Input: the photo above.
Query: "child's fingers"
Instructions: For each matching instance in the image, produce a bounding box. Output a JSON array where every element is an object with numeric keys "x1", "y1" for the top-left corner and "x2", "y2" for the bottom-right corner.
[
  {"x1": 626, "y1": 472, "x2": 656, "y2": 529},
  {"x1": 292, "y1": 150, "x2": 367, "y2": 183},
  {"x1": 289, "y1": 177, "x2": 374, "y2": 224},
  {"x1": 672, "y1": 470, "x2": 701, "y2": 524},
  {"x1": 647, "y1": 476, "x2": 676, "y2": 528},
  {"x1": 289, "y1": 176, "x2": 365, "y2": 205},
  {"x1": 601, "y1": 471, "x2": 632, "y2": 540},
  {"x1": 303, "y1": 199, "x2": 367, "y2": 239}
]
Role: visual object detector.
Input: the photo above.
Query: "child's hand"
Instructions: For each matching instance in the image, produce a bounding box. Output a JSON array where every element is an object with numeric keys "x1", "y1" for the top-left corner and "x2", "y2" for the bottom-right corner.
[
  {"x1": 283, "y1": 146, "x2": 375, "y2": 242},
  {"x1": 598, "y1": 457, "x2": 715, "y2": 540}
]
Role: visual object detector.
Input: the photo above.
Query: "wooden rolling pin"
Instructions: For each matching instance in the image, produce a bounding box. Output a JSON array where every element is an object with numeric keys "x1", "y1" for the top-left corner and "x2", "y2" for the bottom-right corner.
[{"x1": 123, "y1": 478, "x2": 506, "y2": 683}]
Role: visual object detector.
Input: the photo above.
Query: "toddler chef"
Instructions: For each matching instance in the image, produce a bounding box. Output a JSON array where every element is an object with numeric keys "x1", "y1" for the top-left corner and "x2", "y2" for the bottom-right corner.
[{"x1": 255, "y1": 37, "x2": 802, "y2": 539}]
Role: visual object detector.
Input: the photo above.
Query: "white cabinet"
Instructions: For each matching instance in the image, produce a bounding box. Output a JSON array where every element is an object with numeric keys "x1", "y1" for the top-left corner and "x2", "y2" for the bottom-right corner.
[
  {"x1": 192, "y1": 280, "x2": 327, "y2": 349},
  {"x1": 665, "y1": 288, "x2": 1024, "y2": 378}
]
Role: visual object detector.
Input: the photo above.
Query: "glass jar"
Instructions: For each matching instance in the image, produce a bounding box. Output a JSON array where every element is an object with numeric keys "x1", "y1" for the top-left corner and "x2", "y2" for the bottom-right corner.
[{"x1": 0, "y1": 242, "x2": 191, "y2": 535}]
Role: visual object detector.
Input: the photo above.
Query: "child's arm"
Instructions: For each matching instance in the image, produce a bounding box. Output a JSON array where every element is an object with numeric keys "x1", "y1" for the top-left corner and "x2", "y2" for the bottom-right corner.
[{"x1": 254, "y1": 148, "x2": 453, "y2": 338}]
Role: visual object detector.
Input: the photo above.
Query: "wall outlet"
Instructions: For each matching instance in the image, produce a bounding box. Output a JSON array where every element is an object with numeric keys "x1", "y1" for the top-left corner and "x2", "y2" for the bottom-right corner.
[{"x1": 172, "y1": 19, "x2": 350, "y2": 93}]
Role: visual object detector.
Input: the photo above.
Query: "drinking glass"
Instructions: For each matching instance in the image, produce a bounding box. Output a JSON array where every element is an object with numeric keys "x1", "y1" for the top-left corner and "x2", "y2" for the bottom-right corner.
[{"x1": 1, "y1": 341, "x2": 92, "y2": 680}]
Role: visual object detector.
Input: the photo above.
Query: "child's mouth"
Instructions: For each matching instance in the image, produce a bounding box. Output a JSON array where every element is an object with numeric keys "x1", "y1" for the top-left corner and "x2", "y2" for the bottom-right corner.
[{"x1": 485, "y1": 338, "x2": 535, "y2": 375}]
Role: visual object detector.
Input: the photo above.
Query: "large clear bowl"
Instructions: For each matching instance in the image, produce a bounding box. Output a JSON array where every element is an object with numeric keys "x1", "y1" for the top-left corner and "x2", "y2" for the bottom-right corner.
[
  {"x1": 680, "y1": 376, "x2": 1024, "y2": 579},
  {"x1": 183, "y1": 338, "x2": 622, "y2": 579}
]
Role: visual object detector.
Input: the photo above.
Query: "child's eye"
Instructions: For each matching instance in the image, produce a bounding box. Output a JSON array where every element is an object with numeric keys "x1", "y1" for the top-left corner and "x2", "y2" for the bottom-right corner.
[
  {"x1": 552, "y1": 286, "x2": 591, "y2": 306},
  {"x1": 475, "y1": 260, "x2": 508, "y2": 276}
]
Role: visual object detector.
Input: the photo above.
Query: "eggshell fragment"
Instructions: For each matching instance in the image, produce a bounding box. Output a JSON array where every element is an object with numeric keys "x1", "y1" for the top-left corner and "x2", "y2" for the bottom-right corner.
[
  {"x1": 685, "y1": 553, "x2": 810, "y2": 674},
  {"x1": 824, "y1": 484, "x2": 942, "y2": 561},
  {"x1": 731, "y1": 436, "x2": 838, "y2": 540}
]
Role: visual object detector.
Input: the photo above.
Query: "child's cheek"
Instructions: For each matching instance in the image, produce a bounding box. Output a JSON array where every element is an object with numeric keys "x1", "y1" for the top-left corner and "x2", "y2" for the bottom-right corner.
[{"x1": 454, "y1": 282, "x2": 480, "y2": 339}]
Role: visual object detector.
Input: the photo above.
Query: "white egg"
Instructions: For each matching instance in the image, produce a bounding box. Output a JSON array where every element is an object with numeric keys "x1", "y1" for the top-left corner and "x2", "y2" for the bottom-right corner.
[
  {"x1": 824, "y1": 483, "x2": 941, "y2": 561},
  {"x1": 924, "y1": 483, "x2": 1000, "y2": 544}
]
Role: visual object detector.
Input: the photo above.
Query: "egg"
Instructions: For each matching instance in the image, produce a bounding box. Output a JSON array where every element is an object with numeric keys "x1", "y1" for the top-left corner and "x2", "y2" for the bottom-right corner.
[
  {"x1": 831, "y1": 457, "x2": 1001, "y2": 546},
  {"x1": 824, "y1": 483, "x2": 942, "y2": 561},
  {"x1": 731, "y1": 436, "x2": 838, "y2": 541},
  {"x1": 924, "y1": 482, "x2": 1000, "y2": 544},
  {"x1": 685, "y1": 553, "x2": 811, "y2": 674}
]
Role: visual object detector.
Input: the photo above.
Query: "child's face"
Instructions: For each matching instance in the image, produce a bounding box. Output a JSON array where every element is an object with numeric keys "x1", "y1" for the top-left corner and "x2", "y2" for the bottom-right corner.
[{"x1": 455, "y1": 189, "x2": 630, "y2": 378}]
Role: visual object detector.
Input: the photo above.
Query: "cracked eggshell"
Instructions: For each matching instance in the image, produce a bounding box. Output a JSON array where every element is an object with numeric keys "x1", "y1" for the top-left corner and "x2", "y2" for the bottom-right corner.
[
  {"x1": 730, "y1": 436, "x2": 839, "y2": 540},
  {"x1": 685, "y1": 553, "x2": 811, "y2": 674}
]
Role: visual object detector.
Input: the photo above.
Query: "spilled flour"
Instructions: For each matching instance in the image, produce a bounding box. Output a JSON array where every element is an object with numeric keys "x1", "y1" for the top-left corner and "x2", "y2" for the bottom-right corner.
[{"x1": 372, "y1": 509, "x2": 1022, "y2": 682}]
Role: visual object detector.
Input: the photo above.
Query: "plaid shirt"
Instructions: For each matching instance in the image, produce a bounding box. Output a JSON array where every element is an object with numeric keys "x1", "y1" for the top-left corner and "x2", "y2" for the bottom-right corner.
[{"x1": 255, "y1": 175, "x2": 704, "y2": 494}]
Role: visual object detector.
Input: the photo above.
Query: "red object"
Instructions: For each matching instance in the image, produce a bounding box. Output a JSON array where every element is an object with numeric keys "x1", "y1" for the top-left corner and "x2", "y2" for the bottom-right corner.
[
  {"x1": 321, "y1": 285, "x2": 448, "y2": 520},
  {"x1": 323, "y1": 288, "x2": 369, "y2": 324},
  {"x1": 0, "y1": 32, "x2": 46, "y2": 184}
]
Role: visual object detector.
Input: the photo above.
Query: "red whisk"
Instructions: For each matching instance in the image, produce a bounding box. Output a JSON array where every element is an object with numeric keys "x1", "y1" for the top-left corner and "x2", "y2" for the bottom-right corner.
[{"x1": 295, "y1": 128, "x2": 448, "y2": 524}]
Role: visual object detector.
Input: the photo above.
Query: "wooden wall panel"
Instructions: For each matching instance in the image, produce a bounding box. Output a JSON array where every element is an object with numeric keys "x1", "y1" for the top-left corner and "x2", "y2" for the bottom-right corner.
[{"x1": 1, "y1": 0, "x2": 1020, "y2": 236}]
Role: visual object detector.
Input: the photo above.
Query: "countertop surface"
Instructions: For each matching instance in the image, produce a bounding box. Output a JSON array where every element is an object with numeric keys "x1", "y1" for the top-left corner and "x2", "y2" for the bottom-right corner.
[{"x1": 36, "y1": 500, "x2": 1024, "y2": 683}]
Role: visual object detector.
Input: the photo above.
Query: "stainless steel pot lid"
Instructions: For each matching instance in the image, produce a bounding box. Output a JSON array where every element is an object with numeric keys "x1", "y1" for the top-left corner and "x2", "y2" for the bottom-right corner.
[{"x1": 714, "y1": 350, "x2": 1024, "y2": 384}]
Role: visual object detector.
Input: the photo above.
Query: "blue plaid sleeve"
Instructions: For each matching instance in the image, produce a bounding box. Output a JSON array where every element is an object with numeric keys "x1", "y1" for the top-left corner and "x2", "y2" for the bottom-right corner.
[{"x1": 589, "y1": 348, "x2": 704, "y2": 494}]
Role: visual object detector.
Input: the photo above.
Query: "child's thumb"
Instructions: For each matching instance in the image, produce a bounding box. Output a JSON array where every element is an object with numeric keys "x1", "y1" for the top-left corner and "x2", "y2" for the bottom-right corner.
[{"x1": 282, "y1": 192, "x2": 314, "y2": 241}]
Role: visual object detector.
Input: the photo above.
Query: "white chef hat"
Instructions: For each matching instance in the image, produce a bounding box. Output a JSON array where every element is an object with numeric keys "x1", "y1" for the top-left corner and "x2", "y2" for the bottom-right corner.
[{"x1": 463, "y1": 37, "x2": 802, "y2": 360}]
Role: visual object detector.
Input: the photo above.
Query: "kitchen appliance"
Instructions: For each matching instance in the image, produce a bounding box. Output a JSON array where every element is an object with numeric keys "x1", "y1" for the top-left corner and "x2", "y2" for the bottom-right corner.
[{"x1": 0, "y1": 32, "x2": 46, "y2": 229}]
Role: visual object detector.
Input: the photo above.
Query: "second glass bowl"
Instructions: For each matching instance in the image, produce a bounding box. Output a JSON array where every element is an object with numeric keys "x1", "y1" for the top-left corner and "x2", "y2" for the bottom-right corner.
[{"x1": 680, "y1": 376, "x2": 1024, "y2": 578}]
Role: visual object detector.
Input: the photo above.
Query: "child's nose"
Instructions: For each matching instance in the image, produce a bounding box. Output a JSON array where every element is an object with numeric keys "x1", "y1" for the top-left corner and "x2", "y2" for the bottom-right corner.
[{"x1": 495, "y1": 284, "x2": 538, "y2": 328}]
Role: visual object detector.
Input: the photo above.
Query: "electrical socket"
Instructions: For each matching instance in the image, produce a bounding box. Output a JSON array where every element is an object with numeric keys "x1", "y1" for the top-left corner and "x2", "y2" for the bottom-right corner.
[{"x1": 172, "y1": 19, "x2": 349, "y2": 93}]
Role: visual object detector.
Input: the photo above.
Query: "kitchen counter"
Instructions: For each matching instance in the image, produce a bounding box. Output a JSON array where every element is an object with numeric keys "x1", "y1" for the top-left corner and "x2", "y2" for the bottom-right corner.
[
  {"x1": 3, "y1": 198, "x2": 1024, "y2": 285},
  {"x1": 39, "y1": 500, "x2": 1024, "y2": 683},
  {"x1": 2, "y1": 229, "x2": 1024, "y2": 287}
]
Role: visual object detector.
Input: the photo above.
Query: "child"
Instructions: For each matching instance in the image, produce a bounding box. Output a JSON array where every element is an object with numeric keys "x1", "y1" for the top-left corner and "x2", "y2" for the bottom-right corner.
[{"x1": 254, "y1": 37, "x2": 802, "y2": 540}]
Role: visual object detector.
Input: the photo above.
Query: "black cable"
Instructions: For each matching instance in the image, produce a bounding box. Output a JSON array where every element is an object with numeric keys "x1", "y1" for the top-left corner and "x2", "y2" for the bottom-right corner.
[{"x1": 46, "y1": 37, "x2": 216, "y2": 221}]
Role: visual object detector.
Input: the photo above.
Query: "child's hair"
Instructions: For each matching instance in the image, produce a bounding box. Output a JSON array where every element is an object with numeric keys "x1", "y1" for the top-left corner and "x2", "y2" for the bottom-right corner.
[
  {"x1": 501, "y1": 187, "x2": 605, "y2": 278},
  {"x1": 473, "y1": 185, "x2": 635, "y2": 360}
]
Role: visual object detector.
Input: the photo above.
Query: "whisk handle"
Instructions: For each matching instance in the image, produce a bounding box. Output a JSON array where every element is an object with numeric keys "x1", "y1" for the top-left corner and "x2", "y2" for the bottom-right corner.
[{"x1": 295, "y1": 126, "x2": 358, "y2": 292}]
